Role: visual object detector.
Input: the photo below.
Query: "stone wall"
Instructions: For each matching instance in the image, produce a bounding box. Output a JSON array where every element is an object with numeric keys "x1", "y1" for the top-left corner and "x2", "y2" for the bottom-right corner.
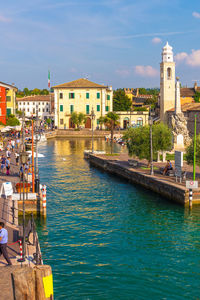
[{"x1": 86, "y1": 154, "x2": 200, "y2": 206}]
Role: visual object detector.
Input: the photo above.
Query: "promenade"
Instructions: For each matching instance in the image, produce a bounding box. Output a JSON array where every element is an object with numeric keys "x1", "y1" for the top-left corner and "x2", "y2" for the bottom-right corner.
[{"x1": 85, "y1": 152, "x2": 200, "y2": 206}]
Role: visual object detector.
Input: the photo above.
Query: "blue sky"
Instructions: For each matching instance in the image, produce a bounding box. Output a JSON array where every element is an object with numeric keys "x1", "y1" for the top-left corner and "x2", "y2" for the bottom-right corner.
[{"x1": 1, "y1": 0, "x2": 200, "y2": 90}]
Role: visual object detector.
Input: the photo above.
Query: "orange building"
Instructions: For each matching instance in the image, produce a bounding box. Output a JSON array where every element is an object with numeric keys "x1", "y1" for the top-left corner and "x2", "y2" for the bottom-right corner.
[{"x1": 0, "y1": 86, "x2": 7, "y2": 124}]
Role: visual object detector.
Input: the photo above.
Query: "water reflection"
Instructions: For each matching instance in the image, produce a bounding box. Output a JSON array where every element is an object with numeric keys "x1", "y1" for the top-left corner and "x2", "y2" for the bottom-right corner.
[{"x1": 37, "y1": 138, "x2": 200, "y2": 300}]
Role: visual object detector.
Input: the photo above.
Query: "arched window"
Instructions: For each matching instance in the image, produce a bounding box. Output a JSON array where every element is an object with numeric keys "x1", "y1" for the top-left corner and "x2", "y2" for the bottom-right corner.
[
  {"x1": 167, "y1": 67, "x2": 172, "y2": 80},
  {"x1": 137, "y1": 118, "x2": 143, "y2": 126}
]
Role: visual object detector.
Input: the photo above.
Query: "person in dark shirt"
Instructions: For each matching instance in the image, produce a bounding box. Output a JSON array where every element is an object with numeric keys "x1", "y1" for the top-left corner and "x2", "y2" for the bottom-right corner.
[{"x1": 163, "y1": 160, "x2": 173, "y2": 175}]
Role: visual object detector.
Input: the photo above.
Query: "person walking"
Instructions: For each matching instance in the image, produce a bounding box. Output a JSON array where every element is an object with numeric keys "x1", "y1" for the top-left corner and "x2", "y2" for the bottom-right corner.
[
  {"x1": 1, "y1": 155, "x2": 6, "y2": 173},
  {"x1": 15, "y1": 152, "x2": 19, "y2": 166},
  {"x1": 0, "y1": 222, "x2": 12, "y2": 265},
  {"x1": 6, "y1": 158, "x2": 10, "y2": 176}
]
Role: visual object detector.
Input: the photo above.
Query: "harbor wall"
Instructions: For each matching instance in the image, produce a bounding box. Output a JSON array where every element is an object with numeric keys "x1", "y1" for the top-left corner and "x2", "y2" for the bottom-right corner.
[
  {"x1": 46, "y1": 130, "x2": 120, "y2": 139},
  {"x1": 85, "y1": 153, "x2": 200, "y2": 206}
]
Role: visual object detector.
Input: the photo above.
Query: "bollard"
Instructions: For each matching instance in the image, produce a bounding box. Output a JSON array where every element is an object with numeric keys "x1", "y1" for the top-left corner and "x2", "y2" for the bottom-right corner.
[
  {"x1": 42, "y1": 185, "x2": 47, "y2": 208},
  {"x1": 17, "y1": 239, "x2": 25, "y2": 262},
  {"x1": 189, "y1": 189, "x2": 193, "y2": 208}
]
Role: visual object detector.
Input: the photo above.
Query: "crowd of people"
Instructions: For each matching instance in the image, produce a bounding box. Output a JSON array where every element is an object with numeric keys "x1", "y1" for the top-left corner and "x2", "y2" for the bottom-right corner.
[{"x1": 0, "y1": 131, "x2": 31, "y2": 180}]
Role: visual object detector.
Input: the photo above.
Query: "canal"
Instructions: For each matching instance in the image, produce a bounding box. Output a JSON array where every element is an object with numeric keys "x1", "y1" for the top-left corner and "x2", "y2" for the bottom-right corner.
[{"x1": 37, "y1": 138, "x2": 200, "y2": 299}]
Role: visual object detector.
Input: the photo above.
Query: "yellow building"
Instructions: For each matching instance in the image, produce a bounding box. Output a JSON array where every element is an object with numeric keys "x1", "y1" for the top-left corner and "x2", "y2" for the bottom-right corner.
[
  {"x1": 6, "y1": 86, "x2": 18, "y2": 116},
  {"x1": 53, "y1": 78, "x2": 113, "y2": 129},
  {"x1": 117, "y1": 111, "x2": 149, "y2": 129}
]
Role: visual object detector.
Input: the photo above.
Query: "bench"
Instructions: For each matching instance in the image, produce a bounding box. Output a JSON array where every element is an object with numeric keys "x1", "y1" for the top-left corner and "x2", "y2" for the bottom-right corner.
[{"x1": 128, "y1": 159, "x2": 138, "y2": 167}]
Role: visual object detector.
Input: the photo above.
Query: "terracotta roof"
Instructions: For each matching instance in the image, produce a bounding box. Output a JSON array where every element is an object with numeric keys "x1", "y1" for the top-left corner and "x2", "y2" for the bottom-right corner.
[
  {"x1": 53, "y1": 78, "x2": 107, "y2": 89},
  {"x1": 168, "y1": 102, "x2": 200, "y2": 112},
  {"x1": 16, "y1": 95, "x2": 52, "y2": 102},
  {"x1": 180, "y1": 87, "x2": 200, "y2": 97}
]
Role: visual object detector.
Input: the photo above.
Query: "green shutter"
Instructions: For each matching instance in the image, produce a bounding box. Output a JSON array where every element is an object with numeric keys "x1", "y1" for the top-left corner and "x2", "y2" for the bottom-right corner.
[
  {"x1": 60, "y1": 105, "x2": 63, "y2": 112},
  {"x1": 86, "y1": 92, "x2": 89, "y2": 99},
  {"x1": 86, "y1": 105, "x2": 90, "y2": 114},
  {"x1": 6, "y1": 96, "x2": 11, "y2": 102},
  {"x1": 97, "y1": 105, "x2": 100, "y2": 112},
  {"x1": 97, "y1": 92, "x2": 100, "y2": 99},
  {"x1": 6, "y1": 108, "x2": 11, "y2": 116},
  {"x1": 106, "y1": 106, "x2": 109, "y2": 112},
  {"x1": 70, "y1": 105, "x2": 74, "y2": 113},
  {"x1": 69, "y1": 93, "x2": 71, "y2": 99},
  {"x1": 107, "y1": 95, "x2": 110, "y2": 100}
]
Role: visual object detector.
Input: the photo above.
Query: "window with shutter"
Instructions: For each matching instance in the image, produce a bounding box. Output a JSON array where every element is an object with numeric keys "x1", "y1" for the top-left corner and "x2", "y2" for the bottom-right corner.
[
  {"x1": 60, "y1": 105, "x2": 63, "y2": 112},
  {"x1": 86, "y1": 105, "x2": 90, "y2": 114}
]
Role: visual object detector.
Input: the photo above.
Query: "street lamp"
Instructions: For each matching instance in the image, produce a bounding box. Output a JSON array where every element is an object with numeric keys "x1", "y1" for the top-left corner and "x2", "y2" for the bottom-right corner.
[
  {"x1": 91, "y1": 107, "x2": 95, "y2": 153},
  {"x1": 149, "y1": 107, "x2": 154, "y2": 176},
  {"x1": 19, "y1": 150, "x2": 29, "y2": 262},
  {"x1": 35, "y1": 104, "x2": 40, "y2": 193}
]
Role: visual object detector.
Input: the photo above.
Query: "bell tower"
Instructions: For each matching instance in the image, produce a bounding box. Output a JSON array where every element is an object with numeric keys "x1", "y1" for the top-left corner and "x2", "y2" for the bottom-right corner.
[{"x1": 160, "y1": 42, "x2": 175, "y2": 122}]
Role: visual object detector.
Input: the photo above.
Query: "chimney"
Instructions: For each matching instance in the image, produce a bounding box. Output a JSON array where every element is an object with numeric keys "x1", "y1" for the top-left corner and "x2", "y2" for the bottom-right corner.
[
  {"x1": 136, "y1": 88, "x2": 139, "y2": 97},
  {"x1": 194, "y1": 81, "x2": 198, "y2": 92}
]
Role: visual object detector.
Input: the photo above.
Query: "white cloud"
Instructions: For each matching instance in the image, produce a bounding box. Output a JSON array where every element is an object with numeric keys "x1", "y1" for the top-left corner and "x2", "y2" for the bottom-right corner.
[
  {"x1": 192, "y1": 12, "x2": 200, "y2": 19},
  {"x1": 175, "y1": 52, "x2": 188, "y2": 61},
  {"x1": 134, "y1": 65, "x2": 158, "y2": 77},
  {"x1": 175, "y1": 50, "x2": 200, "y2": 67},
  {"x1": 0, "y1": 14, "x2": 11, "y2": 23},
  {"x1": 152, "y1": 37, "x2": 161, "y2": 44}
]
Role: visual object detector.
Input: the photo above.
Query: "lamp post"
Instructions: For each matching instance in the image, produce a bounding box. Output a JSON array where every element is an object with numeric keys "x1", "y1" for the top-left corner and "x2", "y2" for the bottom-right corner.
[
  {"x1": 19, "y1": 150, "x2": 29, "y2": 262},
  {"x1": 35, "y1": 104, "x2": 40, "y2": 193},
  {"x1": 149, "y1": 107, "x2": 154, "y2": 176},
  {"x1": 91, "y1": 107, "x2": 95, "y2": 153}
]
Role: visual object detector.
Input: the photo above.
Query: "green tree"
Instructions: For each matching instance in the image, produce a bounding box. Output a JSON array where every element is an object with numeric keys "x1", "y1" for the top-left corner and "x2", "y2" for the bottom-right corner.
[
  {"x1": 31, "y1": 88, "x2": 40, "y2": 95},
  {"x1": 113, "y1": 89, "x2": 132, "y2": 111},
  {"x1": 40, "y1": 89, "x2": 49, "y2": 95},
  {"x1": 194, "y1": 92, "x2": 200, "y2": 103},
  {"x1": 123, "y1": 123, "x2": 172, "y2": 163},
  {"x1": 71, "y1": 112, "x2": 79, "y2": 128},
  {"x1": 6, "y1": 114, "x2": 20, "y2": 126},
  {"x1": 23, "y1": 88, "x2": 30, "y2": 96},
  {"x1": 77, "y1": 113, "x2": 86, "y2": 128},
  {"x1": 16, "y1": 110, "x2": 23, "y2": 117},
  {"x1": 186, "y1": 134, "x2": 200, "y2": 165},
  {"x1": 101, "y1": 112, "x2": 120, "y2": 154},
  {"x1": 134, "y1": 107, "x2": 148, "y2": 112}
]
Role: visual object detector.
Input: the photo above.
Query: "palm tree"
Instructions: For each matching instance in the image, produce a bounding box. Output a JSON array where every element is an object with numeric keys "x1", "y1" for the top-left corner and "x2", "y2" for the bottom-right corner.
[{"x1": 102, "y1": 112, "x2": 120, "y2": 154}]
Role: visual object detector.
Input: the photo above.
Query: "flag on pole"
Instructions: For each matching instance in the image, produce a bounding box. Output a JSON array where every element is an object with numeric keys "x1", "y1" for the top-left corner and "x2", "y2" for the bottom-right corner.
[{"x1": 48, "y1": 70, "x2": 50, "y2": 89}]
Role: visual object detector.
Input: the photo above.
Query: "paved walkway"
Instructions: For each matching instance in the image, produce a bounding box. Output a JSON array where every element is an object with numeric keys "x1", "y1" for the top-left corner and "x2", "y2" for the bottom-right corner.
[{"x1": 98, "y1": 153, "x2": 200, "y2": 188}]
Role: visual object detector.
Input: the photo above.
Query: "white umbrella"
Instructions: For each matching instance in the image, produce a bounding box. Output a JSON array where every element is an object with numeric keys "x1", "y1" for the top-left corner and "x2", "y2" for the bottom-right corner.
[{"x1": 26, "y1": 151, "x2": 45, "y2": 158}]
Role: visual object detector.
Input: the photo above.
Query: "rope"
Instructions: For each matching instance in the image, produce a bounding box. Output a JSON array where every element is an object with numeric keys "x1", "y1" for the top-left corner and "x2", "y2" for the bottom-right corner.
[{"x1": 7, "y1": 240, "x2": 20, "y2": 246}]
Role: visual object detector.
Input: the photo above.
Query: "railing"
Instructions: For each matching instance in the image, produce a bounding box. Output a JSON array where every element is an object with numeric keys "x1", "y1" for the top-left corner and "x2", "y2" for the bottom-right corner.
[{"x1": 0, "y1": 199, "x2": 42, "y2": 265}]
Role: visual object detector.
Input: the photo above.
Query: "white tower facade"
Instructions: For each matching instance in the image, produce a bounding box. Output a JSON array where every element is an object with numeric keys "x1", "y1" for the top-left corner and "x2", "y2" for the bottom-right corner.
[
  {"x1": 160, "y1": 42, "x2": 176, "y2": 122},
  {"x1": 175, "y1": 77, "x2": 181, "y2": 114}
]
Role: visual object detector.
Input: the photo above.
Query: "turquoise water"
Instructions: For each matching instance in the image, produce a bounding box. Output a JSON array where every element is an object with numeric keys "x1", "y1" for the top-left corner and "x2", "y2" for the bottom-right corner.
[{"x1": 37, "y1": 138, "x2": 200, "y2": 300}]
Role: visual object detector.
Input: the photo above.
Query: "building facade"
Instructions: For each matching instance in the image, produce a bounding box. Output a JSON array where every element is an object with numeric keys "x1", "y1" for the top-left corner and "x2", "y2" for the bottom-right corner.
[
  {"x1": 0, "y1": 86, "x2": 7, "y2": 124},
  {"x1": 53, "y1": 78, "x2": 113, "y2": 129},
  {"x1": 16, "y1": 95, "x2": 52, "y2": 119},
  {"x1": 0, "y1": 82, "x2": 18, "y2": 124},
  {"x1": 117, "y1": 111, "x2": 149, "y2": 129},
  {"x1": 160, "y1": 42, "x2": 176, "y2": 122}
]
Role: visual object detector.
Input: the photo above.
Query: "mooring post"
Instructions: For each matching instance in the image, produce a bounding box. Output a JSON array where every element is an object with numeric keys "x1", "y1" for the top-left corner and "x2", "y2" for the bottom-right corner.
[{"x1": 189, "y1": 189, "x2": 193, "y2": 208}]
